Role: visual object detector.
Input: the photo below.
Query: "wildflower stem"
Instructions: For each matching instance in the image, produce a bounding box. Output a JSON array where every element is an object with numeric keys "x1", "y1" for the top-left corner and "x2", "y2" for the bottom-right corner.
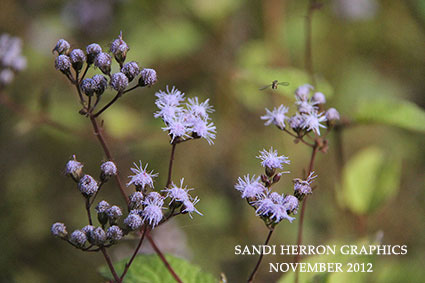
[
  {"x1": 74, "y1": 71, "x2": 86, "y2": 106},
  {"x1": 305, "y1": 0, "x2": 317, "y2": 87},
  {"x1": 247, "y1": 228, "x2": 274, "y2": 283},
  {"x1": 147, "y1": 231, "x2": 183, "y2": 283},
  {"x1": 100, "y1": 247, "x2": 121, "y2": 283},
  {"x1": 93, "y1": 91, "x2": 122, "y2": 118},
  {"x1": 85, "y1": 197, "x2": 93, "y2": 225},
  {"x1": 123, "y1": 84, "x2": 140, "y2": 94},
  {"x1": 294, "y1": 144, "x2": 318, "y2": 283},
  {"x1": 120, "y1": 226, "x2": 148, "y2": 281},
  {"x1": 283, "y1": 128, "x2": 314, "y2": 147},
  {"x1": 166, "y1": 143, "x2": 177, "y2": 188},
  {"x1": 81, "y1": 64, "x2": 90, "y2": 81}
]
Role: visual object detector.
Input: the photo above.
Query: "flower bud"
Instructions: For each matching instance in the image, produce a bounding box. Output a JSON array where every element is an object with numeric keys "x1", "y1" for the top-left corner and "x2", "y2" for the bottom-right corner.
[
  {"x1": 284, "y1": 195, "x2": 299, "y2": 214},
  {"x1": 265, "y1": 166, "x2": 276, "y2": 178},
  {"x1": 86, "y1": 43, "x2": 102, "y2": 64},
  {"x1": 89, "y1": 227, "x2": 107, "y2": 246},
  {"x1": 51, "y1": 222, "x2": 68, "y2": 238},
  {"x1": 0, "y1": 69, "x2": 14, "y2": 86},
  {"x1": 312, "y1": 92, "x2": 326, "y2": 104},
  {"x1": 288, "y1": 114, "x2": 304, "y2": 130},
  {"x1": 325, "y1": 108, "x2": 340, "y2": 121},
  {"x1": 110, "y1": 32, "x2": 129, "y2": 64},
  {"x1": 96, "y1": 200, "x2": 110, "y2": 226},
  {"x1": 121, "y1": 61, "x2": 140, "y2": 82},
  {"x1": 52, "y1": 39, "x2": 70, "y2": 55},
  {"x1": 92, "y1": 74, "x2": 108, "y2": 96},
  {"x1": 124, "y1": 213, "x2": 143, "y2": 230},
  {"x1": 272, "y1": 173, "x2": 281, "y2": 183},
  {"x1": 260, "y1": 174, "x2": 268, "y2": 184},
  {"x1": 106, "y1": 205, "x2": 122, "y2": 225},
  {"x1": 139, "y1": 68, "x2": 157, "y2": 87},
  {"x1": 65, "y1": 155, "x2": 84, "y2": 182},
  {"x1": 70, "y1": 230, "x2": 87, "y2": 247},
  {"x1": 55, "y1": 55, "x2": 71, "y2": 74},
  {"x1": 81, "y1": 225, "x2": 95, "y2": 236},
  {"x1": 94, "y1": 52, "x2": 112, "y2": 75},
  {"x1": 78, "y1": 175, "x2": 98, "y2": 197},
  {"x1": 106, "y1": 225, "x2": 123, "y2": 242},
  {"x1": 129, "y1": 191, "x2": 144, "y2": 210},
  {"x1": 295, "y1": 84, "x2": 313, "y2": 101},
  {"x1": 110, "y1": 72, "x2": 128, "y2": 92},
  {"x1": 81, "y1": 78, "x2": 95, "y2": 96},
  {"x1": 100, "y1": 161, "x2": 117, "y2": 182},
  {"x1": 70, "y1": 49, "x2": 86, "y2": 71}
]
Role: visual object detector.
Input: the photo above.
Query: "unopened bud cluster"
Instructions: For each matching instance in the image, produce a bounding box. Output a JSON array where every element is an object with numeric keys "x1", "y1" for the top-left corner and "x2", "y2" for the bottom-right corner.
[
  {"x1": 235, "y1": 148, "x2": 317, "y2": 229},
  {"x1": 0, "y1": 34, "x2": 27, "y2": 87}
]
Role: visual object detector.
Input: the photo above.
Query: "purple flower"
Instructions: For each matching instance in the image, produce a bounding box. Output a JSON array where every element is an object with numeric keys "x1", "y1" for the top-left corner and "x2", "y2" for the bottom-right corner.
[
  {"x1": 129, "y1": 191, "x2": 144, "y2": 210},
  {"x1": 284, "y1": 195, "x2": 299, "y2": 214},
  {"x1": 234, "y1": 175, "x2": 266, "y2": 199},
  {"x1": 51, "y1": 222, "x2": 67, "y2": 238},
  {"x1": 288, "y1": 114, "x2": 305, "y2": 130},
  {"x1": 293, "y1": 172, "x2": 317, "y2": 196},
  {"x1": 162, "y1": 178, "x2": 191, "y2": 204},
  {"x1": 254, "y1": 196, "x2": 295, "y2": 223},
  {"x1": 182, "y1": 197, "x2": 202, "y2": 218},
  {"x1": 142, "y1": 200, "x2": 164, "y2": 228},
  {"x1": 94, "y1": 52, "x2": 112, "y2": 74},
  {"x1": 325, "y1": 108, "x2": 340, "y2": 121},
  {"x1": 110, "y1": 32, "x2": 129, "y2": 63},
  {"x1": 261, "y1": 105, "x2": 289, "y2": 130},
  {"x1": 155, "y1": 86, "x2": 185, "y2": 108},
  {"x1": 124, "y1": 213, "x2": 143, "y2": 230},
  {"x1": 0, "y1": 69, "x2": 14, "y2": 85},
  {"x1": 301, "y1": 111, "x2": 327, "y2": 135},
  {"x1": 52, "y1": 39, "x2": 70, "y2": 55},
  {"x1": 55, "y1": 55, "x2": 71, "y2": 73},
  {"x1": 144, "y1": 192, "x2": 164, "y2": 207},
  {"x1": 139, "y1": 68, "x2": 157, "y2": 87},
  {"x1": 86, "y1": 43, "x2": 102, "y2": 64},
  {"x1": 81, "y1": 78, "x2": 95, "y2": 96},
  {"x1": 70, "y1": 230, "x2": 87, "y2": 247},
  {"x1": 78, "y1": 175, "x2": 98, "y2": 197},
  {"x1": 110, "y1": 72, "x2": 128, "y2": 92},
  {"x1": 90, "y1": 227, "x2": 106, "y2": 245},
  {"x1": 96, "y1": 200, "x2": 110, "y2": 214},
  {"x1": 295, "y1": 84, "x2": 313, "y2": 101},
  {"x1": 81, "y1": 225, "x2": 95, "y2": 236},
  {"x1": 269, "y1": 192, "x2": 285, "y2": 204},
  {"x1": 121, "y1": 61, "x2": 140, "y2": 82},
  {"x1": 312, "y1": 92, "x2": 326, "y2": 104},
  {"x1": 69, "y1": 49, "x2": 86, "y2": 70},
  {"x1": 100, "y1": 161, "x2": 117, "y2": 177},
  {"x1": 154, "y1": 104, "x2": 184, "y2": 124},
  {"x1": 296, "y1": 99, "x2": 318, "y2": 114},
  {"x1": 127, "y1": 162, "x2": 158, "y2": 189},
  {"x1": 65, "y1": 157, "x2": 83, "y2": 176},
  {"x1": 187, "y1": 97, "x2": 214, "y2": 119},
  {"x1": 162, "y1": 115, "x2": 192, "y2": 142},
  {"x1": 92, "y1": 74, "x2": 108, "y2": 95},
  {"x1": 257, "y1": 147, "x2": 290, "y2": 170},
  {"x1": 106, "y1": 205, "x2": 122, "y2": 221},
  {"x1": 191, "y1": 117, "x2": 216, "y2": 145},
  {"x1": 106, "y1": 225, "x2": 123, "y2": 241}
]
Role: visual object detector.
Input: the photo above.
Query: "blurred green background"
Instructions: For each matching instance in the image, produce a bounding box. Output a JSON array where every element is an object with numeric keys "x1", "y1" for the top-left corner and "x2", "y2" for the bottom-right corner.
[{"x1": 0, "y1": 0, "x2": 424, "y2": 282}]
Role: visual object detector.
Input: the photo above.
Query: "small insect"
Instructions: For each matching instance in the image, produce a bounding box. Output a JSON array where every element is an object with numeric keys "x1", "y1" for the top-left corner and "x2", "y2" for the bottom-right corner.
[{"x1": 259, "y1": 80, "x2": 290, "y2": 90}]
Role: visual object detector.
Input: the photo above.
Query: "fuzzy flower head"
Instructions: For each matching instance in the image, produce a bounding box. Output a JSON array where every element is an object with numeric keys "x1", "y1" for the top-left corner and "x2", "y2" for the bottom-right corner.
[
  {"x1": 89, "y1": 227, "x2": 107, "y2": 246},
  {"x1": 142, "y1": 194, "x2": 164, "y2": 228},
  {"x1": 55, "y1": 55, "x2": 71, "y2": 73},
  {"x1": 261, "y1": 105, "x2": 289, "y2": 130},
  {"x1": 253, "y1": 196, "x2": 295, "y2": 224},
  {"x1": 106, "y1": 226, "x2": 123, "y2": 242},
  {"x1": 86, "y1": 43, "x2": 102, "y2": 64},
  {"x1": 182, "y1": 197, "x2": 202, "y2": 218},
  {"x1": 155, "y1": 86, "x2": 185, "y2": 108},
  {"x1": 162, "y1": 115, "x2": 192, "y2": 143},
  {"x1": 110, "y1": 32, "x2": 129, "y2": 63},
  {"x1": 301, "y1": 111, "x2": 327, "y2": 135},
  {"x1": 139, "y1": 68, "x2": 157, "y2": 87},
  {"x1": 129, "y1": 191, "x2": 144, "y2": 210},
  {"x1": 121, "y1": 61, "x2": 140, "y2": 82},
  {"x1": 124, "y1": 213, "x2": 143, "y2": 230},
  {"x1": 187, "y1": 97, "x2": 214, "y2": 119},
  {"x1": 70, "y1": 230, "x2": 87, "y2": 247},
  {"x1": 325, "y1": 108, "x2": 340, "y2": 121},
  {"x1": 51, "y1": 222, "x2": 67, "y2": 238},
  {"x1": 296, "y1": 99, "x2": 318, "y2": 114},
  {"x1": 100, "y1": 161, "x2": 117, "y2": 181},
  {"x1": 295, "y1": 84, "x2": 313, "y2": 101},
  {"x1": 94, "y1": 52, "x2": 112, "y2": 74},
  {"x1": 257, "y1": 147, "x2": 290, "y2": 171},
  {"x1": 81, "y1": 225, "x2": 95, "y2": 236},
  {"x1": 127, "y1": 162, "x2": 158, "y2": 190},
  {"x1": 191, "y1": 117, "x2": 216, "y2": 145},
  {"x1": 293, "y1": 172, "x2": 317, "y2": 198},
  {"x1": 92, "y1": 74, "x2": 108, "y2": 96},
  {"x1": 96, "y1": 200, "x2": 110, "y2": 214},
  {"x1": 288, "y1": 114, "x2": 305, "y2": 130},
  {"x1": 78, "y1": 175, "x2": 98, "y2": 197},
  {"x1": 284, "y1": 195, "x2": 299, "y2": 214},
  {"x1": 163, "y1": 178, "x2": 192, "y2": 204},
  {"x1": 110, "y1": 72, "x2": 128, "y2": 92},
  {"x1": 52, "y1": 39, "x2": 70, "y2": 55},
  {"x1": 312, "y1": 92, "x2": 326, "y2": 104},
  {"x1": 65, "y1": 155, "x2": 83, "y2": 180},
  {"x1": 106, "y1": 205, "x2": 123, "y2": 223},
  {"x1": 235, "y1": 175, "x2": 266, "y2": 199}
]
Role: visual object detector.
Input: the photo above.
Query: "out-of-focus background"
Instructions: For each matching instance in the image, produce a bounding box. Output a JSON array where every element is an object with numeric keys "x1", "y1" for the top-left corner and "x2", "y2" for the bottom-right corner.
[{"x1": 0, "y1": 0, "x2": 424, "y2": 282}]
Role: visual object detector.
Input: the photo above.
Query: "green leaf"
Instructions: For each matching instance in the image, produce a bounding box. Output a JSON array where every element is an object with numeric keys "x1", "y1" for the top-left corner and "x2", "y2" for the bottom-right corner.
[
  {"x1": 99, "y1": 254, "x2": 217, "y2": 283},
  {"x1": 337, "y1": 147, "x2": 401, "y2": 215},
  {"x1": 354, "y1": 97, "x2": 425, "y2": 133}
]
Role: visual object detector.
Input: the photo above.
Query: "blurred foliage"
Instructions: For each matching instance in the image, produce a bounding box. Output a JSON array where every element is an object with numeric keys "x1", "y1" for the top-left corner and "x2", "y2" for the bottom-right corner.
[{"x1": 0, "y1": 0, "x2": 424, "y2": 282}]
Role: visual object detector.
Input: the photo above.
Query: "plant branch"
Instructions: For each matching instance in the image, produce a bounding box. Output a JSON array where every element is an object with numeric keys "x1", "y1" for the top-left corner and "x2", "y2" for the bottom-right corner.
[
  {"x1": 166, "y1": 143, "x2": 177, "y2": 188},
  {"x1": 247, "y1": 229, "x2": 274, "y2": 283},
  {"x1": 120, "y1": 226, "x2": 148, "y2": 281},
  {"x1": 146, "y1": 232, "x2": 183, "y2": 283},
  {"x1": 100, "y1": 247, "x2": 121, "y2": 283},
  {"x1": 93, "y1": 91, "x2": 122, "y2": 118}
]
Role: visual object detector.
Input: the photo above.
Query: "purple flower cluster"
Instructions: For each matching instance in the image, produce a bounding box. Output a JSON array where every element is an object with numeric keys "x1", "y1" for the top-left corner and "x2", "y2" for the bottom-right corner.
[
  {"x1": 235, "y1": 148, "x2": 316, "y2": 227},
  {"x1": 0, "y1": 34, "x2": 27, "y2": 87},
  {"x1": 155, "y1": 86, "x2": 216, "y2": 144},
  {"x1": 261, "y1": 84, "x2": 340, "y2": 135}
]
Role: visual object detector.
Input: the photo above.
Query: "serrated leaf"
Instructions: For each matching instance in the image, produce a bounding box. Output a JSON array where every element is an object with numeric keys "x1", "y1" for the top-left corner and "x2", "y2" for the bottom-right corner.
[
  {"x1": 337, "y1": 147, "x2": 401, "y2": 215},
  {"x1": 354, "y1": 98, "x2": 425, "y2": 133},
  {"x1": 99, "y1": 254, "x2": 217, "y2": 283}
]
